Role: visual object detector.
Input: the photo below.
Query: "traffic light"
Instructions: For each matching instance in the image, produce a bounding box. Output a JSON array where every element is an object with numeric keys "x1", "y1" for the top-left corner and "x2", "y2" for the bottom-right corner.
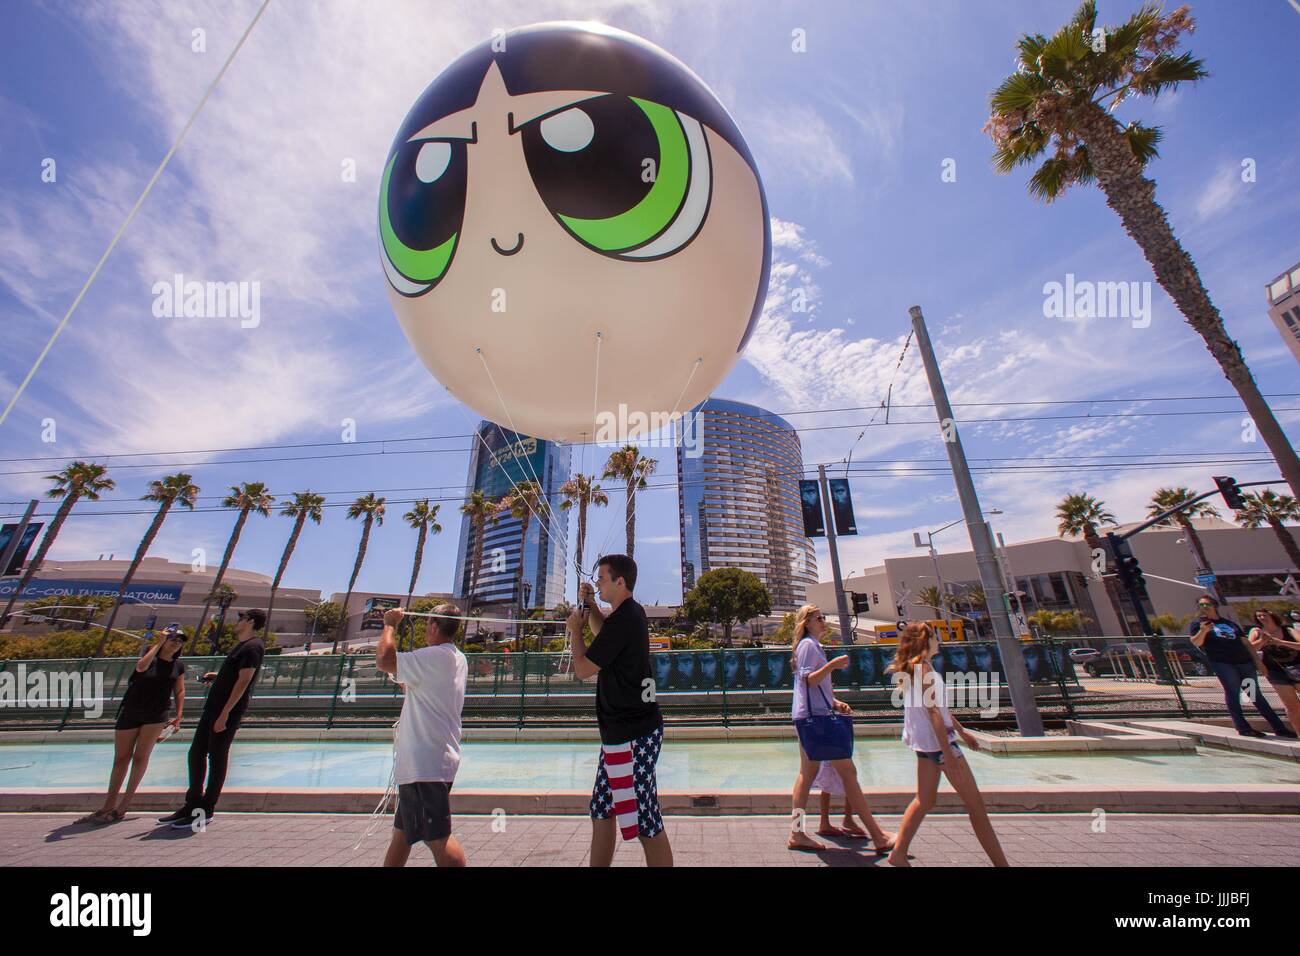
[
  {"x1": 1213, "y1": 475, "x2": 1246, "y2": 510},
  {"x1": 1119, "y1": 553, "x2": 1148, "y2": 598},
  {"x1": 1108, "y1": 533, "x2": 1149, "y2": 599},
  {"x1": 851, "y1": 592, "x2": 871, "y2": 614}
]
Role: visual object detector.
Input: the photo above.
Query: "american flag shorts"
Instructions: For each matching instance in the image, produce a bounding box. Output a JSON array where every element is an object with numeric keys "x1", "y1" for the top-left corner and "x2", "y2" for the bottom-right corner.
[{"x1": 589, "y1": 724, "x2": 664, "y2": 841}]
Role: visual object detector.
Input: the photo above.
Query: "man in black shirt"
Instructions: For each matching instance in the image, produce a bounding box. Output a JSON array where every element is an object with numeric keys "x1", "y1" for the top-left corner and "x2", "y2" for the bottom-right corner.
[
  {"x1": 1189, "y1": 595, "x2": 1290, "y2": 737},
  {"x1": 159, "y1": 608, "x2": 267, "y2": 829},
  {"x1": 567, "y1": 553, "x2": 671, "y2": 867}
]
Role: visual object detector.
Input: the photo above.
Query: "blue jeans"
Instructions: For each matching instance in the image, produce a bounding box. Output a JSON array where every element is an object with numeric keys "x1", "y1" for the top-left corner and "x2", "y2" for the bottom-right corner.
[{"x1": 1209, "y1": 660, "x2": 1287, "y2": 734}]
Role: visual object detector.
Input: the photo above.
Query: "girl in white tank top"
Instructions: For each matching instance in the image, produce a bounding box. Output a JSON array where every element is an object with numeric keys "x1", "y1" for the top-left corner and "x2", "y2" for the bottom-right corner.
[{"x1": 885, "y1": 622, "x2": 1009, "y2": 868}]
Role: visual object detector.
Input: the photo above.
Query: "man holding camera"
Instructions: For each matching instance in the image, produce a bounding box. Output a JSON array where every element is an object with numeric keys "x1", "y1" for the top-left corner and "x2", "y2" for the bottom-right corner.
[
  {"x1": 567, "y1": 553, "x2": 672, "y2": 867},
  {"x1": 1189, "y1": 595, "x2": 1291, "y2": 738}
]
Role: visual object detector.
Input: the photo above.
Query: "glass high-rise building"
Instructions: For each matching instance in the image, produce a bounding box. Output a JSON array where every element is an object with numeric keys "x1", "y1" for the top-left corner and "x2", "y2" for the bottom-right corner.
[
  {"x1": 454, "y1": 421, "x2": 570, "y2": 610},
  {"x1": 676, "y1": 398, "x2": 818, "y2": 611}
]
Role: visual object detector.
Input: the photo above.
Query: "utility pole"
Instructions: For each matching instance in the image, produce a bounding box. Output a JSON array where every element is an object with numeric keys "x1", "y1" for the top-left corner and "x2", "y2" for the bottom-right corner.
[
  {"x1": 818, "y1": 464, "x2": 854, "y2": 645},
  {"x1": 910, "y1": 306, "x2": 1043, "y2": 737}
]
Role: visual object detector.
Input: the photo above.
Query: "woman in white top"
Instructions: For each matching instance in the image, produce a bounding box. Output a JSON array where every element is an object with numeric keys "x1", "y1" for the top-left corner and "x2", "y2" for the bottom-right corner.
[
  {"x1": 787, "y1": 604, "x2": 894, "y2": 854},
  {"x1": 886, "y1": 621, "x2": 1007, "y2": 867}
]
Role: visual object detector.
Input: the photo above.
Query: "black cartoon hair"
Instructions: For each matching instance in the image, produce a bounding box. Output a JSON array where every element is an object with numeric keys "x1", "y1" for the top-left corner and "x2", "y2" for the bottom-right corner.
[{"x1": 388, "y1": 21, "x2": 771, "y2": 352}]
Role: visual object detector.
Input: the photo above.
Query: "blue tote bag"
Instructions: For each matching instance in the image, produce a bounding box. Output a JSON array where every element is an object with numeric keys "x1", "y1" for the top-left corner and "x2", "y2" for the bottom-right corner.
[{"x1": 793, "y1": 642, "x2": 854, "y2": 761}]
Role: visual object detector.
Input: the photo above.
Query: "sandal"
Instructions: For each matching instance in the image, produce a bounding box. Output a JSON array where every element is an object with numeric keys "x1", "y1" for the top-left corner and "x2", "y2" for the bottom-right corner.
[
  {"x1": 816, "y1": 825, "x2": 845, "y2": 837},
  {"x1": 838, "y1": 824, "x2": 870, "y2": 840},
  {"x1": 101, "y1": 808, "x2": 127, "y2": 824},
  {"x1": 75, "y1": 810, "x2": 112, "y2": 825}
]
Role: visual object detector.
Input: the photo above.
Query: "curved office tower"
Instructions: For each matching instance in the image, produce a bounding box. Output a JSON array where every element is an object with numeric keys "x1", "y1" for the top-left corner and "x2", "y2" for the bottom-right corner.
[
  {"x1": 676, "y1": 399, "x2": 818, "y2": 611},
  {"x1": 453, "y1": 421, "x2": 571, "y2": 611}
]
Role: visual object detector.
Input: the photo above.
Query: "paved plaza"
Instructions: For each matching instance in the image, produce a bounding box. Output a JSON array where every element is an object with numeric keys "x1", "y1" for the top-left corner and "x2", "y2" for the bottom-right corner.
[{"x1": 2, "y1": 812, "x2": 1296, "y2": 867}]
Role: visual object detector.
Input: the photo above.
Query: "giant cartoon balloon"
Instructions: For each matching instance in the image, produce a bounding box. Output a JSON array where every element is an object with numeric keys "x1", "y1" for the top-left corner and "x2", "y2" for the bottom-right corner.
[{"x1": 380, "y1": 21, "x2": 770, "y2": 443}]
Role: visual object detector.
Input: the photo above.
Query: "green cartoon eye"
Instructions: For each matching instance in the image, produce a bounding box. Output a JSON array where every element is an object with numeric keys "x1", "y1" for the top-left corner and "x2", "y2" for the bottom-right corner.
[
  {"x1": 521, "y1": 94, "x2": 711, "y2": 259},
  {"x1": 379, "y1": 139, "x2": 467, "y2": 294}
]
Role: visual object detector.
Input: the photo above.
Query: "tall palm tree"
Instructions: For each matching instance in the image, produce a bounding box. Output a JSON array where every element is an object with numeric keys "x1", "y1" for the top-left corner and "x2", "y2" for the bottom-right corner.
[
  {"x1": 502, "y1": 481, "x2": 547, "y2": 647},
  {"x1": 559, "y1": 473, "x2": 609, "y2": 597},
  {"x1": 1147, "y1": 486, "x2": 1221, "y2": 590},
  {"x1": 191, "y1": 481, "x2": 274, "y2": 648},
  {"x1": 987, "y1": 1, "x2": 1300, "y2": 499},
  {"x1": 402, "y1": 499, "x2": 442, "y2": 609},
  {"x1": 602, "y1": 445, "x2": 657, "y2": 559},
  {"x1": 96, "y1": 473, "x2": 200, "y2": 656},
  {"x1": 459, "y1": 490, "x2": 499, "y2": 611},
  {"x1": 0, "y1": 461, "x2": 115, "y2": 629},
  {"x1": 1235, "y1": 490, "x2": 1300, "y2": 572},
  {"x1": 337, "y1": 493, "x2": 386, "y2": 651},
  {"x1": 263, "y1": 491, "x2": 326, "y2": 638},
  {"x1": 1056, "y1": 491, "x2": 1131, "y2": 635},
  {"x1": 916, "y1": 585, "x2": 946, "y2": 617}
]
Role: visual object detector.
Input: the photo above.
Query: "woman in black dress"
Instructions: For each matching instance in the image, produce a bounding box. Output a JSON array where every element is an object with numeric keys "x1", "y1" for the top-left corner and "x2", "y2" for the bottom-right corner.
[{"x1": 78, "y1": 625, "x2": 186, "y2": 824}]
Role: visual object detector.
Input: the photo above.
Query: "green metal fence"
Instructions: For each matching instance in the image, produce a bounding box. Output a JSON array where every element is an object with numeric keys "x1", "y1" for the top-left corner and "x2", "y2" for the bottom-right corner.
[{"x1": 0, "y1": 636, "x2": 1250, "y2": 732}]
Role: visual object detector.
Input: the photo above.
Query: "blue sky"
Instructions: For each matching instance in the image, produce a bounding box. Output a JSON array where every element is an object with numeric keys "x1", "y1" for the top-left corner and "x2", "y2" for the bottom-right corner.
[{"x1": 1, "y1": 0, "x2": 1297, "y2": 607}]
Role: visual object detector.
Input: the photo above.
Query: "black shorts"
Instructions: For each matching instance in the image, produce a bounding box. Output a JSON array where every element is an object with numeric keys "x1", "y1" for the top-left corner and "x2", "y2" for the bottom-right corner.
[
  {"x1": 115, "y1": 709, "x2": 167, "y2": 731},
  {"x1": 393, "y1": 782, "x2": 453, "y2": 845},
  {"x1": 1264, "y1": 662, "x2": 1300, "y2": 687}
]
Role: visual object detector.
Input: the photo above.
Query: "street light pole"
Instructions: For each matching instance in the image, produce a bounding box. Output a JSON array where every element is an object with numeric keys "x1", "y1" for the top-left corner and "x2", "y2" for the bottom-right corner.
[
  {"x1": 915, "y1": 516, "x2": 963, "y2": 624},
  {"x1": 818, "y1": 464, "x2": 854, "y2": 645},
  {"x1": 910, "y1": 305, "x2": 1042, "y2": 737}
]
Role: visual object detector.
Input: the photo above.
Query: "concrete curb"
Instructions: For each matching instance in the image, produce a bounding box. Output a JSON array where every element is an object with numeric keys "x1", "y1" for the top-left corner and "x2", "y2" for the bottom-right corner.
[{"x1": 3, "y1": 784, "x2": 1297, "y2": 816}]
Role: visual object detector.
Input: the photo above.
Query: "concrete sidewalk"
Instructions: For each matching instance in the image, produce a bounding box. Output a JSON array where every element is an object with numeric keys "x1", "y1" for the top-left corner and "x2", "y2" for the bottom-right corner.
[{"x1": 2, "y1": 812, "x2": 1296, "y2": 867}]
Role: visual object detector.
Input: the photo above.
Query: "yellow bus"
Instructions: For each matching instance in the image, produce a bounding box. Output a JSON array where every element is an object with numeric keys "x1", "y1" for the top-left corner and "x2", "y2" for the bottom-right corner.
[{"x1": 872, "y1": 619, "x2": 966, "y2": 643}]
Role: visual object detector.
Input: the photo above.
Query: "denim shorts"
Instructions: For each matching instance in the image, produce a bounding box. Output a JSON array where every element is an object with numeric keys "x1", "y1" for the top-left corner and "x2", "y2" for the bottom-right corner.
[{"x1": 917, "y1": 743, "x2": 962, "y2": 766}]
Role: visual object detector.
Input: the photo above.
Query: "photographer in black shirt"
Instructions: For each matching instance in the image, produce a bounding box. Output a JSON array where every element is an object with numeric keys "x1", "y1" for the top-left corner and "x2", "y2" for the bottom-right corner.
[
  {"x1": 567, "y1": 554, "x2": 672, "y2": 867},
  {"x1": 158, "y1": 609, "x2": 266, "y2": 829}
]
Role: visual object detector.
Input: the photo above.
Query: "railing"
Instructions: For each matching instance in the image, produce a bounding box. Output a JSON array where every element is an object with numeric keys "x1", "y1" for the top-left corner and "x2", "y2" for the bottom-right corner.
[{"x1": 0, "y1": 636, "x2": 1248, "y2": 732}]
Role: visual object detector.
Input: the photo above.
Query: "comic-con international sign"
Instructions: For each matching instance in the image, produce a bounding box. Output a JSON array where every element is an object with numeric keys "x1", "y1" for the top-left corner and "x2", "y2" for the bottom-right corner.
[{"x1": 0, "y1": 578, "x2": 182, "y2": 604}]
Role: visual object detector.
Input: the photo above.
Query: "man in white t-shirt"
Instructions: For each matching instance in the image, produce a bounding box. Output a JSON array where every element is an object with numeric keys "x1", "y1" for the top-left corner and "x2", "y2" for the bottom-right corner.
[{"x1": 375, "y1": 605, "x2": 468, "y2": 867}]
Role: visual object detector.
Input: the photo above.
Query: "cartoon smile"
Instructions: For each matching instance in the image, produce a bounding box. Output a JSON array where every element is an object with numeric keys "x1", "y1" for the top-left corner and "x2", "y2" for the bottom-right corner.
[{"x1": 491, "y1": 233, "x2": 524, "y2": 256}]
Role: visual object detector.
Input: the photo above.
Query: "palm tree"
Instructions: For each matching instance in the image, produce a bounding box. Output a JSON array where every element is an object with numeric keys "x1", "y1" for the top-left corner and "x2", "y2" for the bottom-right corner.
[
  {"x1": 201, "y1": 582, "x2": 239, "y2": 654},
  {"x1": 559, "y1": 473, "x2": 609, "y2": 597},
  {"x1": 263, "y1": 491, "x2": 326, "y2": 638},
  {"x1": 602, "y1": 445, "x2": 657, "y2": 559},
  {"x1": 987, "y1": 1, "x2": 1300, "y2": 499},
  {"x1": 96, "y1": 472, "x2": 200, "y2": 656},
  {"x1": 402, "y1": 499, "x2": 442, "y2": 609},
  {"x1": 1056, "y1": 492, "x2": 1131, "y2": 635},
  {"x1": 502, "y1": 481, "x2": 547, "y2": 647},
  {"x1": 916, "y1": 585, "x2": 946, "y2": 617},
  {"x1": 337, "y1": 493, "x2": 386, "y2": 651},
  {"x1": 0, "y1": 461, "x2": 115, "y2": 629},
  {"x1": 1147, "y1": 486, "x2": 1221, "y2": 591},
  {"x1": 459, "y1": 490, "x2": 499, "y2": 612},
  {"x1": 1235, "y1": 490, "x2": 1300, "y2": 572},
  {"x1": 191, "y1": 481, "x2": 274, "y2": 648}
]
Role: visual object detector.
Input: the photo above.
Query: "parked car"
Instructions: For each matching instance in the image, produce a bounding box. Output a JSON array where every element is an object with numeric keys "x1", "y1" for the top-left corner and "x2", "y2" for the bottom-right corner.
[{"x1": 1068, "y1": 647, "x2": 1101, "y2": 664}]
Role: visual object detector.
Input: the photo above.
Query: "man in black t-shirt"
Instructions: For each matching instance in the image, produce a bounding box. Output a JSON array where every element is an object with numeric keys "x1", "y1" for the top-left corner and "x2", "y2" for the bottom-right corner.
[
  {"x1": 159, "y1": 609, "x2": 267, "y2": 829},
  {"x1": 1189, "y1": 595, "x2": 1290, "y2": 737},
  {"x1": 567, "y1": 554, "x2": 671, "y2": 867}
]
